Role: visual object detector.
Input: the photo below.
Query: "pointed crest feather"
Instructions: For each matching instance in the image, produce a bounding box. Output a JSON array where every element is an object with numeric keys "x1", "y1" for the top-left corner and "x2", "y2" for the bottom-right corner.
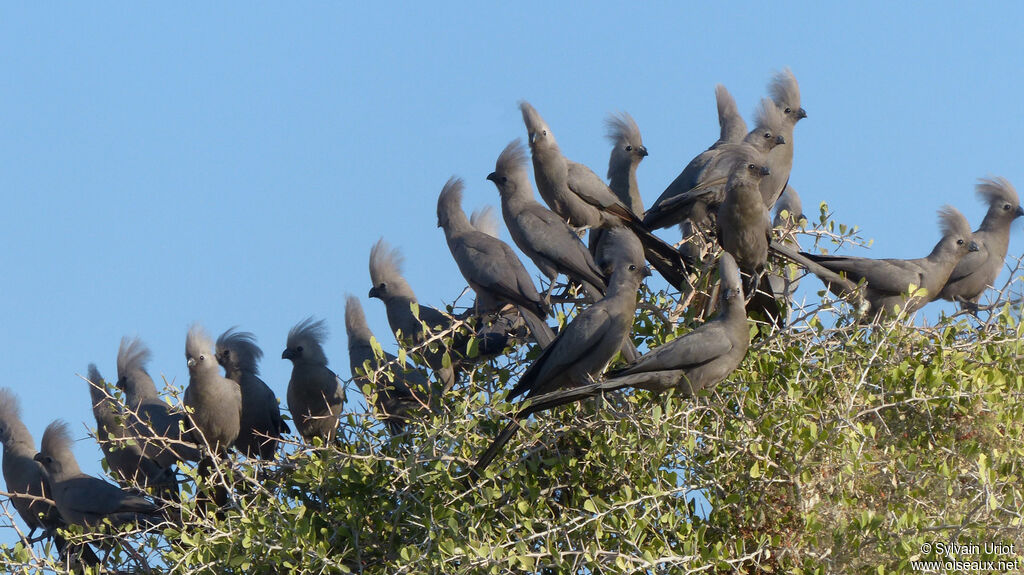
[
  {"x1": 753, "y1": 97, "x2": 786, "y2": 132},
  {"x1": 937, "y1": 205, "x2": 972, "y2": 239},
  {"x1": 976, "y1": 176, "x2": 1019, "y2": 207},
  {"x1": 216, "y1": 327, "x2": 263, "y2": 374},
  {"x1": 494, "y1": 139, "x2": 528, "y2": 176},
  {"x1": 287, "y1": 316, "x2": 329, "y2": 350},
  {"x1": 186, "y1": 324, "x2": 215, "y2": 359},
  {"x1": 86, "y1": 363, "x2": 107, "y2": 403},
  {"x1": 369, "y1": 238, "x2": 406, "y2": 288},
  {"x1": 437, "y1": 176, "x2": 465, "y2": 223},
  {"x1": 768, "y1": 68, "x2": 801, "y2": 111},
  {"x1": 40, "y1": 420, "x2": 73, "y2": 458},
  {"x1": 117, "y1": 337, "x2": 152, "y2": 379},
  {"x1": 715, "y1": 84, "x2": 739, "y2": 122},
  {"x1": 518, "y1": 100, "x2": 547, "y2": 133},
  {"x1": 0, "y1": 388, "x2": 22, "y2": 424},
  {"x1": 604, "y1": 112, "x2": 641, "y2": 146},
  {"x1": 345, "y1": 295, "x2": 371, "y2": 340},
  {"x1": 470, "y1": 205, "x2": 501, "y2": 239}
]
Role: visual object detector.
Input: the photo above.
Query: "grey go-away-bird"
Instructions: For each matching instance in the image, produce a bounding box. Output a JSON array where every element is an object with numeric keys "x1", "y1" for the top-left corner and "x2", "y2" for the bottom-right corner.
[
  {"x1": 283, "y1": 317, "x2": 346, "y2": 443},
  {"x1": 437, "y1": 177, "x2": 556, "y2": 347},
  {"x1": 470, "y1": 248, "x2": 651, "y2": 478},
  {"x1": 761, "y1": 68, "x2": 807, "y2": 208},
  {"x1": 939, "y1": 177, "x2": 1023, "y2": 309},
  {"x1": 1, "y1": 389, "x2": 63, "y2": 539},
  {"x1": 717, "y1": 150, "x2": 773, "y2": 288},
  {"x1": 34, "y1": 420, "x2": 161, "y2": 528},
  {"x1": 115, "y1": 337, "x2": 200, "y2": 468},
  {"x1": 798, "y1": 206, "x2": 979, "y2": 317},
  {"x1": 345, "y1": 295, "x2": 425, "y2": 434},
  {"x1": 368, "y1": 239, "x2": 456, "y2": 390},
  {"x1": 644, "y1": 98, "x2": 788, "y2": 233},
  {"x1": 767, "y1": 186, "x2": 806, "y2": 303},
  {"x1": 590, "y1": 112, "x2": 649, "y2": 262},
  {"x1": 715, "y1": 84, "x2": 748, "y2": 146},
  {"x1": 470, "y1": 205, "x2": 501, "y2": 239},
  {"x1": 85, "y1": 365, "x2": 172, "y2": 490},
  {"x1": 519, "y1": 101, "x2": 690, "y2": 288},
  {"x1": 487, "y1": 139, "x2": 608, "y2": 301},
  {"x1": 184, "y1": 325, "x2": 242, "y2": 454},
  {"x1": 215, "y1": 329, "x2": 290, "y2": 459}
]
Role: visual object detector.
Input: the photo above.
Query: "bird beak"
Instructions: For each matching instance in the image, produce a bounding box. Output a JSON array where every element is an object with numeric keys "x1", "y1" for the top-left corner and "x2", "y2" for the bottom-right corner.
[
  {"x1": 797, "y1": 108, "x2": 808, "y2": 119},
  {"x1": 760, "y1": 166, "x2": 771, "y2": 176},
  {"x1": 486, "y1": 172, "x2": 498, "y2": 183},
  {"x1": 368, "y1": 286, "x2": 380, "y2": 299},
  {"x1": 1016, "y1": 206, "x2": 1024, "y2": 217},
  {"x1": 33, "y1": 453, "x2": 44, "y2": 463},
  {"x1": 638, "y1": 146, "x2": 649, "y2": 157},
  {"x1": 529, "y1": 132, "x2": 538, "y2": 145},
  {"x1": 436, "y1": 219, "x2": 443, "y2": 228},
  {"x1": 968, "y1": 241, "x2": 979, "y2": 252},
  {"x1": 282, "y1": 349, "x2": 295, "y2": 360},
  {"x1": 642, "y1": 266, "x2": 652, "y2": 278},
  {"x1": 775, "y1": 135, "x2": 786, "y2": 145},
  {"x1": 186, "y1": 357, "x2": 196, "y2": 368}
]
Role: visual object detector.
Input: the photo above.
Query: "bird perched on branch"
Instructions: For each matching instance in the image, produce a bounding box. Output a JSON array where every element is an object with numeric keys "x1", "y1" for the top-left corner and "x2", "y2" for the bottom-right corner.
[{"x1": 283, "y1": 317, "x2": 346, "y2": 444}]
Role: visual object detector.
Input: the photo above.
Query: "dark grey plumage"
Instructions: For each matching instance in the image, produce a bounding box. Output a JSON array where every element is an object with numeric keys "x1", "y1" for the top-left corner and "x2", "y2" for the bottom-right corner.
[
  {"x1": 283, "y1": 317, "x2": 346, "y2": 443},
  {"x1": 605, "y1": 252, "x2": 750, "y2": 394},
  {"x1": 368, "y1": 238, "x2": 456, "y2": 389},
  {"x1": 216, "y1": 328, "x2": 290, "y2": 459},
  {"x1": 34, "y1": 421, "x2": 161, "y2": 528},
  {"x1": 605, "y1": 112, "x2": 647, "y2": 216},
  {"x1": 345, "y1": 296, "x2": 424, "y2": 434},
  {"x1": 939, "y1": 177, "x2": 1023, "y2": 308},
  {"x1": 800, "y1": 207, "x2": 979, "y2": 317},
  {"x1": 487, "y1": 139, "x2": 607, "y2": 301},
  {"x1": 86, "y1": 365, "x2": 172, "y2": 490},
  {"x1": 0, "y1": 388, "x2": 61, "y2": 536},
  {"x1": 761, "y1": 68, "x2": 807, "y2": 208},
  {"x1": 115, "y1": 337, "x2": 200, "y2": 467},
  {"x1": 715, "y1": 84, "x2": 748, "y2": 145},
  {"x1": 768, "y1": 185, "x2": 806, "y2": 303},
  {"x1": 717, "y1": 150, "x2": 773, "y2": 280},
  {"x1": 644, "y1": 99, "x2": 787, "y2": 233},
  {"x1": 519, "y1": 101, "x2": 690, "y2": 288},
  {"x1": 437, "y1": 177, "x2": 556, "y2": 347},
  {"x1": 184, "y1": 325, "x2": 242, "y2": 454},
  {"x1": 471, "y1": 252, "x2": 651, "y2": 477}
]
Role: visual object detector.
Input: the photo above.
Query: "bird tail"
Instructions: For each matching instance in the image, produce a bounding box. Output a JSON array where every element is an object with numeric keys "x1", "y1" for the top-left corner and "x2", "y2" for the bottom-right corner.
[
  {"x1": 469, "y1": 420, "x2": 521, "y2": 483},
  {"x1": 769, "y1": 241, "x2": 858, "y2": 296},
  {"x1": 517, "y1": 306, "x2": 555, "y2": 348}
]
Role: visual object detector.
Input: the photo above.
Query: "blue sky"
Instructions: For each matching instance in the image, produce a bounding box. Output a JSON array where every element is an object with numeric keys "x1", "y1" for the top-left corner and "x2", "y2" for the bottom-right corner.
[{"x1": 2, "y1": 3, "x2": 1022, "y2": 542}]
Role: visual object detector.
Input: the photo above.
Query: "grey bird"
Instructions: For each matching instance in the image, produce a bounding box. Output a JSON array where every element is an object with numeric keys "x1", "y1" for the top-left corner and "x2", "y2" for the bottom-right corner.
[
  {"x1": 0, "y1": 388, "x2": 62, "y2": 538},
  {"x1": 487, "y1": 139, "x2": 608, "y2": 301},
  {"x1": 767, "y1": 185, "x2": 806, "y2": 303},
  {"x1": 591, "y1": 226, "x2": 645, "y2": 363},
  {"x1": 86, "y1": 365, "x2": 172, "y2": 490},
  {"x1": 760, "y1": 68, "x2": 807, "y2": 209},
  {"x1": 215, "y1": 329, "x2": 290, "y2": 459},
  {"x1": 589, "y1": 112, "x2": 649, "y2": 263},
  {"x1": 603, "y1": 252, "x2": 750, "y2": 394},
  {"x1": 939, "y1": 177, "x2": 1023, "y2": 309},
  {"x1": 34, "y1": 420, "x2": 161, "y2": 528},
  {"x1": 471, "y1": 253, "x2": 651, "y2": 477},
  {"x1": 715, "y1": 84, "x2": 748, "y2": 146},
  {"x1": 368, "y1": 238, "x2": 457, "y2": 390},
  {"x1": 717, "y1": 150, "x2": 774, "y2": 288},
  {"x1": 643, "y1": 99, "x2": 788, "y2": 232},
  {"x1": 345, "y1": 295, "x2": 425, "y2": 434},
  {"x1": 437, "y1": 176, "x2": 556, "y2": 347},
  {"x1": 184, "y1": 325, "x2": 242, "y2": 454},
  {"x1": 470, "y1": 205, "x2": 502, "y2": 239},
  {"x1": 799, "y1": 206, "x2": 979, "y2": 317},
  {"x1": 282, "y1": 317, "x2": 346, "y2": 444},
  {"x1": 519, "y1": 101, "x2": 691, "y2": 288},
  {"x1": 115, "y1": 337, "x2": 200, "y2": 467}
]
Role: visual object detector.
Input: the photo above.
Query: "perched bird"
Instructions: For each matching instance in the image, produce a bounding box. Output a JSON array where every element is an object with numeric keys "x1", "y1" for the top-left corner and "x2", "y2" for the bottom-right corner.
[
  {"x1": 603, "y1": 252, "x2": 750, "y2": 394},
  {"x1": 643, "y1": 99, "x2": 787, "y2": 233},
  {"x1": 437, "y1": 177, "x2": 556, "y2": 347},
  {"x1": 115, "y1": 337, "x2": 200, "y2": 468},
  {"x1": 591, "y1": 226, "x2": 645, "y2": 362},
  {"x1": 368, "y1": 238, "x2": 457, "y2": 389},
  {"x1": 34, "y1": 421, "x2": 161, "y2": 529},
  {"x1": 604, "y1": 112, "x2": 648, "y2": 216},
  {"x1": 714, "y1": 84, "x2": 748, "y2": 146},
  {"x1": 0, "y1": 389, "x2": 62, "y2": 539},
  {"x1": 215, "y1": 329, "x2": 290, "y2": 459},
  {"x1": 939, "y1": 177, "x2": 1023, "y2": 309},
  {"x1": 184, "y1": 325, "x2": 242, "y2": 454},
  {"x1": 717, "y1": 150, "x2": 773, "y2": 288},
  {"x1": 798, "y1": 206, "x2": 979, "y2": 317},
  {"x1": 345, "y1": 295, "x2": 424, "y2": 434},
  {"x1": 471, "y1": 252, "x2": 651, "y2": 477},
  {"x1": 519, "y1": 101, "x2": 690, "y2": 288},
  {"x1": 283, "y1": 317, "x2": 346, "y2": 443},
  {"x1": 487, "y1": 139, "x2": 607, "y2": 301},
  {"x1": 767, "y1": 185, "x2": 806, "y2": 304},
  {"x1": 760, "y1": 68, "x2": 807, "y2": 209},
  {"x1": 85, "y1": 365, "x2": 172, "y2": 490}
]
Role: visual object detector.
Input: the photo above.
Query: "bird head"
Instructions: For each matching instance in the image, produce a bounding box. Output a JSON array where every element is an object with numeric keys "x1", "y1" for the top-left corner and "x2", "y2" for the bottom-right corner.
[
  {"x1": 185, "y1": 324, "x2": 217, "y2": 375},
  {"x1": 605, "y1": 112, "x2": 647, "y2": 175},
  {"x1": 768, "y1": 68, "x2": 806, "y2": 126},
  {"x1": 519, "y1": 101, "x2": 556, "y2": 150},
  {"x1": 283, "y1": 317, "x2": 329, "y2": 367},
  {"x1": 976, "y1": 177, "x2": 1023, "y2": 225}
]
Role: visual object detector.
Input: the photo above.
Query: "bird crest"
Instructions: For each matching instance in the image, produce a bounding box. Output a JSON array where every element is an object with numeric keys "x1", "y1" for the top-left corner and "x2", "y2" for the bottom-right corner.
[
  {"x1": 494, "y1": 139, "x2": 529, "y2": 176},
  {"x1": 286, "y1": 317, "x2": 329, "y2": 364},
  {"x1": 40, "y1": 420, "x2": 74, "y2": 459},
  {"x1": 186, "y1": 325, "x2": 215, "y2": 362},
  {"x1": 753, "y1": 97, "x2": 786, "y2": 135},
  {"x1": 117, "y1": 337, "x2": 152, "y2": 380},
  {"x1": 604, "y1": 112, "x2": 642, "y2": 148},
  {"x1": 437, "y1": 176, "x2": 466, "y2": 228},
  {"x1": 937, "y1": 205, "x2": 972, "y2": 240},
  {"x1": 216, "y1": 328, "x2": 263, "y2": 374},
  {"x1": 369, "y1": 238, "x2": 406, "y2": 291},
  {"x1": 470, "y1": 205, "x2": 501, "y2": 239},
  {"x1": 345, "y1": 295, "x2": 373, "y2": 344},
  {"x1": 768, "y1": 68, "x2": 802, "y2": 114},
  {"x1": 976, "y1": 176, "x2": 1019, "y2": 208}
]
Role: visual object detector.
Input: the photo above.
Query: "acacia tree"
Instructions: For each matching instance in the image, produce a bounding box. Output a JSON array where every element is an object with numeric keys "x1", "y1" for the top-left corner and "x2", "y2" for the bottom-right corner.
[{"x1": 3, "y1": 214, "x2": 1023, "y2": 574}]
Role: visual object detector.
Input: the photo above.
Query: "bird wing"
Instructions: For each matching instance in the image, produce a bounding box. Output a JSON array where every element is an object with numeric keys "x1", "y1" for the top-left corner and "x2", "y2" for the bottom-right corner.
[
  {"x1": 643, "y1": 150, "x2": 718, "y2": 228},
  {"x1": 613, "y1": 322, "x2": 733, "y2": 376},
  {"x1": 806, "y1": 254, "x2": 924, "y2": 295},
  {"x1": 456, "y1": 232, "x2": 540, "y2": 310},
  {"x1": 516, "y1": 206, "x2": 606, "y2": 288},
  {"x1": 945, "y1": 237, "x2": 991, "y2": 283},
  {"x1": 566, "y1": 161, "x2": 627, "y2": 211},
  {"x1": 61, "y1": 476, "x2": 156, "y2": 516}
]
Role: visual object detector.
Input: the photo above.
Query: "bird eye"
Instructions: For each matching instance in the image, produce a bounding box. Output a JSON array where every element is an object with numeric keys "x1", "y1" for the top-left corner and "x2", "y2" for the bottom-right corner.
[
  {"x1": 957, "y1": 239, "x2": 964, "y2": 245},
  {"x1": 378, "y1": 282, "x2": 386, "y2": 290},
  {"x1": 199, "y1": 355, "x2": 205, "y2": 361},
  {"x1": 1003, "y1": 204, "x2": 1012, "y2": 210},
  {"x1": 501, "y1": 176, "x2": 508, "y2": 183},
  {"x1": 297, "y1": 346, "x2": 304, "y2": 353},
  {"x1": 784, "y1": 107, "x2": 793, "y2": 114},
  {"x1": 748, "y1": 163, "x2": 756, "y2": 170},
  {"x1": 628, "y1": 264, "x2": 637, "y2": 271},
  {"x1": 763, "y1": 131, "x2": 771, "y2": 139},
  {"x1": 625, "y1": 145, "x2": 633, "y2": 151},
  {"x1": 542, "y1": 130, "x2": 547, "y2": 136}
]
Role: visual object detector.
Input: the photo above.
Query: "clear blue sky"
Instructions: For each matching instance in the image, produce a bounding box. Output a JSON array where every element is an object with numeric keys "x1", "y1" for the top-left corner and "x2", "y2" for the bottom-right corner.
[{"x1": 2, "y1": 3, "x2": 1022, "y2": 541}]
